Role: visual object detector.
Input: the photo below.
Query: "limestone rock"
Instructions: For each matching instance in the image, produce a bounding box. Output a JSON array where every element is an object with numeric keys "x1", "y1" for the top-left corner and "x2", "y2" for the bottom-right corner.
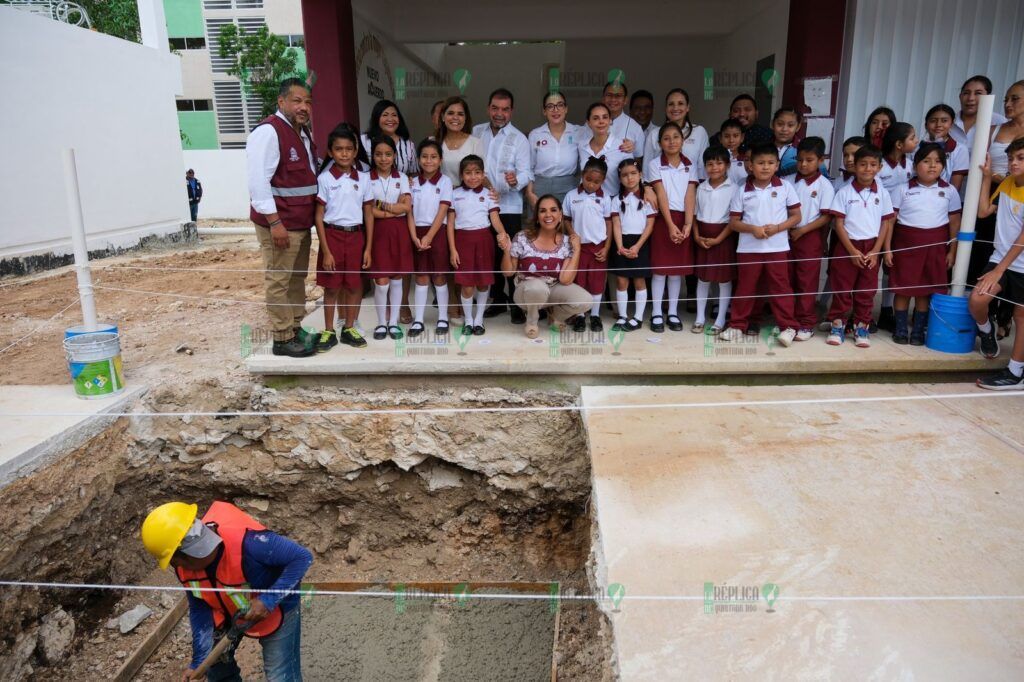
[
  {"x1": 118, "y1": 604, "x2": 153, "y2": 634},
  {"x1": 38, "y1": 607, "x2": 75, "y2": 665}
]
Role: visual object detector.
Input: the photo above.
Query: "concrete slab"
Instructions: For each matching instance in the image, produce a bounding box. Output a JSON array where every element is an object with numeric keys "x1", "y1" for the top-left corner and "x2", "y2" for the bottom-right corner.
[
  {"x1": 0, "y1": 384, "x2": 146, "y2": 488},
  {"x1": 582, "y1": 383, "x2": 1024, "y2": 681},
  {"x1": 245, "y1": 304, "x2": 995, "y2": 377}
]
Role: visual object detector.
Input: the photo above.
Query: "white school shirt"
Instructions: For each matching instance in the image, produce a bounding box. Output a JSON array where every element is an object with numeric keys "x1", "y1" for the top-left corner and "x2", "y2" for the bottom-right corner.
[
  {"x1": 728, "y1": 177, "x2": 801, "y2": 253},
  {"x1": 891, "y1": 179, "x2": 962, "y2": 228},
  {"x1": 578, "y1": 134, "x2": 631, "y2": 195},
  {"x1": 367, "y1": 168, "x2": 411, "y2": 212},
  {"x1": 410, "y1": 171, "x2": 454, "y2": 227},
  {"x1": 246, "y1": 110, "x2": 316, "y2": 215},
  {"x1": 782, "y1": 172, "x2": 836, "y2": 227},
  {"x1": 644, "y1": 154, "x2": 699, "y2": 212},
  {"x1": 450, "y1": 185, "x2": 499, "y2": 230},
  {"x1": 950, "y1": 111, "x2": 1008, "y2": 148},
  {"x1": 471, "y1": 122, "x2": 532, "y2": 214},
  {"x1": 529, "y1": 123, "x2": 586, "y2": 178},
  {"x1": 316, "y1": 164, "x2": 372, "y2": 227},
  {"x1": 643, "y1": 123, "x2": 710, "y2": 178},
  {"x1": 990, "y1": 178, "x2": 1024, "y2": 273},
  {"x1": 927, "y1": 137, "x2": 969, "y2": 184},
  {"x1": 827, "y1": 180, "x2": 895, "y2": 241},
  {"x1": 878, "y1": 156, "x2": 914, "y2": 195},
  {"x1": 696, "y1": 178, "x2": 736, "y2": 224},
  {"x1": 360, "y1": 133, "x2": 418, "y2": 175},
  {"x1": 563, "y1": 186, "x2": 612, "y2": 245},
  {"x1": 610, "y1": 112, "x2": 645, "y2": 158},
  {"x1": 727, "y1": 151, "x2": 748, "y2": 186},
  {"x1": 612, "y1": 190, "x2": 656, "y2": 236}
]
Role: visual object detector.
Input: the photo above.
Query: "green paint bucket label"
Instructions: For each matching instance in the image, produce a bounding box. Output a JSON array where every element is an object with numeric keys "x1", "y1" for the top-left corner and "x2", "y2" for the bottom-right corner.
[{"x1": 69, "y1": 357, "x2": 123, "y2": 397}]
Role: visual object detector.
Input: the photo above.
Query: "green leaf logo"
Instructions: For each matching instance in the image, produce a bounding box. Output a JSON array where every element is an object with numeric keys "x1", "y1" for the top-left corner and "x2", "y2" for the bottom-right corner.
[
  {"x1": 761, "y1": 68, "x2": 780, "y2": 95},
  {"x1": 607, "y1": 582, "x2": 626, "y2": 609},
  {"x1": 457, "y1": 328, "x2": 471, "y2": 352},
  {"x1": 548, "y1": 67, "x2": 560, "y2": 93},
  {"x1": 454, "y1": 582, "x2": 470, "y2": 608},
  {"x1": 608, "y1": 327, "x2": 625, "y2": 353},
  {"x1": 453, "y1": 68, "x2": 472, "y2": 94},
  {"x1": 607, "y1": 68, "x2": 626, "y2": 87},
  {"x1": 393, "y1": 583, "x2": 407, "y2": 614},
  {"x1": 762, "y1": 583, "x2": 779, "y2": 612}
]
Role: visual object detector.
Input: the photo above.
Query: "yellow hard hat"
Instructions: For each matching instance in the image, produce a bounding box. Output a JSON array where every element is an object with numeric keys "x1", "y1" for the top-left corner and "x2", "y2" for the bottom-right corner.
[{"x1": 141, "y1": 502, "x2": 198, "y2": 570}]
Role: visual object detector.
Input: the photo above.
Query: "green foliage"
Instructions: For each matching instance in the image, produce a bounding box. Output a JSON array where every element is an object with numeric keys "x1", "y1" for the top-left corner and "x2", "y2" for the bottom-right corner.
[
  {"x1": 218, "y1": 24, "x2": 306, "y2": 118},
  {"x1": 81, "y1": 0, "x2": 141, "y2": 43}
]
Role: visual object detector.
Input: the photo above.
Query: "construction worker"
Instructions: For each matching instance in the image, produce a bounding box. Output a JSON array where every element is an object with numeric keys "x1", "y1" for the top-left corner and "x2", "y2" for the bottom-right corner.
[{"x1": 141, "y1": 501, "x2": 313, "y2": 681}]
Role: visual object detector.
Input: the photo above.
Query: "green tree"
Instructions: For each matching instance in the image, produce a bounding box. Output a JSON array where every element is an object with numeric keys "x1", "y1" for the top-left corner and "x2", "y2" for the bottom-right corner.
[
  {"x1": 81, "y1": 0, "x2": 140, "y2": 42},
  {"x1": 218, "y1": 24, "x2": 306, "y2": 118}
]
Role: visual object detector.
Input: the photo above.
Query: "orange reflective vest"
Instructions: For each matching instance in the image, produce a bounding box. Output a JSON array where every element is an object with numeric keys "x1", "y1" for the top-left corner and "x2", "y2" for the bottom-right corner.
[{"x1": 175, "y1": 501, "x2": 283, "y2": 638}]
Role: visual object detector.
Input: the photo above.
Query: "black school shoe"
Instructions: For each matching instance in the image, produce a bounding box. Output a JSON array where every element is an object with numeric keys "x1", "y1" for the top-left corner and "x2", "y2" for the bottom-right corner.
[
  {"x1": 977, "y1": 317, "x2": 999, "y2": 359},
  {"x1": 589, "y1": 315, "x2": 603, "y2": 332},
  {"x1": 572, "y1": 315, "x2": 587, "y2": 333},
  {"x1": 667, "y1": 315, "x2": 683, "y2": 332},
  {"x1": 650, "y1": 316, "x2": 665, "y2": 333},
  {"x1": 272, "y1": 337, "x2": 315, "y2": 358},
  {"x1": 483, "y1": 303, "x2": 508, "y2": 318},
  {"x1": 877, "y1": 307, "x2": 895, "y2": 332},
  {"x1": 510, "y1": 307, "x2": 526, "y2": 324},
  {"x1": 745, "y1": 323, "x2": 760, "y2": 337},
  {"x1": 976, "y1": 368, "x2": 1024, "y2": 391},
  {"x1": 472, "y1": 325, "x2": 486, "y2": 336}
]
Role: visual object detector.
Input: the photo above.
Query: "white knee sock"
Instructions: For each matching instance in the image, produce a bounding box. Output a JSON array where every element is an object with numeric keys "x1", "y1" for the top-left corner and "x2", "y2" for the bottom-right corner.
[
  {"x1": 715, "y1": 281, "x2": 732, "y2": 329},
  {"x1": 473, "y1": 290, "x2": 489, "y2": 326},
  {"x1": 413, "y1": 284, "x2": 429, "y2": 324},
  {"x1": 696, "y1": 280, "x2": 711, "y2": 324},
  {"x1": 667, "y1": 276, "x2": 682, "y2": 317},
  {"x1": 374, "y1": 283, "x2": 389, "y2": 326},
  {"x1": 634, "y1": 288, "x2": 647, "y2": 321},
  {"x1": 590, "y1": 294, "x2": 602, "y2": 318},
  {"x1": 651, "y1": 275, "x2": 666, "y2": 319},
  {"x1": 461, "y1": 293, "x2": 474, "y2": 324},
  {"x1": 616, "y1": 290, "x2": 629, "y2": 319},
  {"x1": 435, "y1": 284, "x2": 449, "y2": 322},
  {"x1": 388, "y1": 279, "x2": 403, "y2": 326}
]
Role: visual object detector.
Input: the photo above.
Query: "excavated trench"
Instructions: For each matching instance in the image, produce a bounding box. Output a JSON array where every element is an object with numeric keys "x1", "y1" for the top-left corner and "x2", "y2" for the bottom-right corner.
[{"x1": 0, "y1": 382, "x2": 615, "y2": 680}]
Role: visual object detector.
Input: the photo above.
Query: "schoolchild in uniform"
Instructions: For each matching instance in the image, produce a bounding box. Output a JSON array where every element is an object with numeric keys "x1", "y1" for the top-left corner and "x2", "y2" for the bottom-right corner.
[
  {"x1": 923, "y1": 104, "x2": 969, "y2": 193},
  {"x1": 408, "y1": 139, "x2": 454, "y2": 337},
  {"x1": 863, "y1": 106, "x2": 897, "y2": 149},
  {"x1": 563, "y1": 157, "x2": 613, "y2": 332},
  {"x1": 970, "y1": 138, "x2": 1024, "y2": 390},
  {"x1": 833, "y1": 136, "x2": 867, "y2": 191},
  {"x1": 824, "y1": 145, "x2": 895, "y2": 348},
  {"x1": 719, "y1": 118, "x2": 749, "y2": 185},
  {"x1": 645, "y1": 121, "x2": 699, "y2": 332},
  {"x1": 693, "y1": 145, "x2": 738, "y2": 334},
  {"x1": 876, "y1": 122, "x2": 919, "y2": 330},
  {"x1": 886, "y1": 142, "x2": 962, "y2": 345},
  {"x1": 368, "y1": 137, "x2": 413, "y2": 341},
  {"x1": 610, "y1": 158, "x2": 656, "y2": 332},
  {"x1": 447, "y1": 155, "x2": 511, "y2": 336},
  {"x1": 578, "y1": 103, "x2": 631, "y2": 196},
  {"x1": 772, "y1": 107, "x2": 803, "y2": 177},
  {"x1": 313, "y1": 126, "x2": 373, "y2": 352},
  {"x1": 782, "y1": 136, "x2": 835, "y2": 340},
  {"x1": 719, "y1": 144, "x2": 802, "y2": 346}
]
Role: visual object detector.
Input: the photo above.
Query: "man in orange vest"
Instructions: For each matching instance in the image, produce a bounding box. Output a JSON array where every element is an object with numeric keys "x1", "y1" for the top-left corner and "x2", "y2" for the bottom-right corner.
[{"x1": 142, "y1": 501, "x2": 313, "y2": 680}]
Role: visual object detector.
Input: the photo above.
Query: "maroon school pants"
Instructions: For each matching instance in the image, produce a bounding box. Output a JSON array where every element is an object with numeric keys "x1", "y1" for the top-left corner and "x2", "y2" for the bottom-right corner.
[
  {"x1": 825, "y1": 237, "x2": 880, "y2": 325},
  {"x1": 728, "y1": 251, "x2": 798, "y2": 331}
]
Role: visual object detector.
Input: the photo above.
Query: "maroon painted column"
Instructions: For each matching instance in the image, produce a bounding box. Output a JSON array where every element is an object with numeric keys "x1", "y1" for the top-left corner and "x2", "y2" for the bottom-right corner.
[
  {"x1": 781, "y1": 0, "x2": 846, "y2": 150},
  {"x1": 300, "y1": 0, "x2": 360, "y2": 152}
]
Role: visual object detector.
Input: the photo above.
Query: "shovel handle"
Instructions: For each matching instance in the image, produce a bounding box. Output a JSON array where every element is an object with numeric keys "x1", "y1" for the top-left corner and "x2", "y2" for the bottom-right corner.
[{"x1": 191, "y1": 611, "x2": 251, "y2": 677}]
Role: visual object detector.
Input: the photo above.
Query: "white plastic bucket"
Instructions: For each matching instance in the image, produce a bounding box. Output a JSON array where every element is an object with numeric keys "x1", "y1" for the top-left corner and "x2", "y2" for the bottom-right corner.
[{"x1": 63, "y1": 330, "x2": 124, "y2": 399}]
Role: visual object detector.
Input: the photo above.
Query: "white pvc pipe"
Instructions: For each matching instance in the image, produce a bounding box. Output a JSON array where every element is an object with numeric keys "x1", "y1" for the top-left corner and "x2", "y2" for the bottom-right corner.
[
  {"x1": 950, "y1": 94, "x2": 995, "y2": 297},
  {"x1": 65, "y1": 148, "x2": 98, "y2": 331}
]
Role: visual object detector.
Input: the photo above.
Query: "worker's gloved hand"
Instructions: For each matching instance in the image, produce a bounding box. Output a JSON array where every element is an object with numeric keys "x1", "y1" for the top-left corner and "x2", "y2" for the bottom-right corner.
[
  {"x1": 181, "y1": 666, "x2": 204, "y2": 681},
  {"x1": 241, "y1": 598, "x2": 270, "y2": 623}
]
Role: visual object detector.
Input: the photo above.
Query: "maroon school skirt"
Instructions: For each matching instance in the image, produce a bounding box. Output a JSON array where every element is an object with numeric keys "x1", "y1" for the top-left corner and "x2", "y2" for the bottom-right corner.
[
  {"x1": 574, "y1": 243, "x2": 607, "y2": 295},
  {"x1": 453, "y1": 228, "x2": 495, "y2": 288},
  {"x1": 413, "y1": 225, "x2": 450, "y2": 277},
  {"x1": 650, "y1": 209, "x2": 694, "y2": 276},
  {"x1": 694, "y1": 221, "x2": 737, "y2": 283},
  {"x1": 889, "y1": 224, "x2": 949, "y2": 296},
  {"x1": 316, "y1": 226, "x2": 365, "y2": 291},
  {"x1": 370, "y1": 215, "x2": 413, "y2": 279}
]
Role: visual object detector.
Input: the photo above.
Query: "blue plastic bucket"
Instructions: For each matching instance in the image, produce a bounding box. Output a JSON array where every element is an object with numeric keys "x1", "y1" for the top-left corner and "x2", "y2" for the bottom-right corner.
[{"x1": 926, "y1": 294, "x2": 975, "y2": 354}]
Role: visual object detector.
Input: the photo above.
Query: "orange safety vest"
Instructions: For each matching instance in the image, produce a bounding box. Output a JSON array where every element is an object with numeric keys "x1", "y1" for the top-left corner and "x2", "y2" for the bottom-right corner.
[{"x1": 175, "y1": 501, "x2": 283, "y2": 638}]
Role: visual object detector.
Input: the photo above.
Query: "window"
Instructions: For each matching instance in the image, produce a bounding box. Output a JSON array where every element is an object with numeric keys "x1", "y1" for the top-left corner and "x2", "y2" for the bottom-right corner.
[
  {"x1": 203, "y1": 0, "x2": 263, "y2": 7},
  {"x1": 176, "y1": 99, "x2": 213, "y2": 112},
  {"x1": 213, "y1": 81, "x2": 246, "y2": 134},
  {"x1": 206, "y1": 17, "x2": 267, "y2": 72},
  {"x1": 169, "y1": 37, "x2": 207, "y2": 50}
]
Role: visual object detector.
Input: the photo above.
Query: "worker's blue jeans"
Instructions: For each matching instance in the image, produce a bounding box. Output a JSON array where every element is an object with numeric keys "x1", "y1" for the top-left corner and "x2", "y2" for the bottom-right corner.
[{"x1": 207, "y1": 607, "x2": 302, "y2": 681}]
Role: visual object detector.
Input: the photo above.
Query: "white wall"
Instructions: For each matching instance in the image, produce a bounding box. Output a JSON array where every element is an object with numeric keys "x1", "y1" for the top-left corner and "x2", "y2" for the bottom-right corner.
[
  {"x1": 835, "y1": 0, "x2": 1024, "y2": 148},
  {"x1": 0, "y1": 8, "x2": 187, "y2": 260},
  {"x1": 182, "y1": 150, "x2": 251, "y2": 219}
]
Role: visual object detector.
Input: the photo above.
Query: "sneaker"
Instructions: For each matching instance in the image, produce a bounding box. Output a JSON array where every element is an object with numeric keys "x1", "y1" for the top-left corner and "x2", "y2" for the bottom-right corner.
[
  {"x1": 826, "y1": 320, "x2": 844, "y2": 346},
  {"x1": 339, "y1": 326, "x2": 367, "y2": 348},
  {"x1": 978, "y1": 318, "x2": 1000, "y2": 359},
  {"x1": 976, "y1": 368, "x2": 1024, "y2": 391},
  {"x1": 777, "y1": 328, "x2": 796, "y2": 347},
  {"x1": 745, "y1": 323, "x2": 761, "y2": 337},
  {"x1": 854, "y1": 323, "x2": 871, "y2": 348},
  {"x1": 572, "y1": 315, "x2": 587, "y2": 333},
  {"x1": 795, "y1": 328, "x2": 814, "y2": 342},
  {"x1": 315, "y1": 329, "x2": 338, "y2": 353},
  {"x1": 718, "y1": 327, "x2": 744, "y2": 342},
  {"x1": 272, "y1": 337, "x2": 315, "y2": 358}
]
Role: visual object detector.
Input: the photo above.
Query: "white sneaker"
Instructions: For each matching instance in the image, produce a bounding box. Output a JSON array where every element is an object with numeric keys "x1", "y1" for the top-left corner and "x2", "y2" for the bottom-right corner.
[
  {"x1": 718, "y1": 327, "x2": 744, "y2": 342},
  {"x1": 795, "y1": 328, "x2": 814, "y2": 342},
  {"x1": 777, "y1": 328, "x2": 797, "y2": 347},
  {"x1": 854, "y1": 323, "x2": 871, "y2": 348},
  {"x1": 826, "y1": 319, "x2": 845, "y2": 346}
]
